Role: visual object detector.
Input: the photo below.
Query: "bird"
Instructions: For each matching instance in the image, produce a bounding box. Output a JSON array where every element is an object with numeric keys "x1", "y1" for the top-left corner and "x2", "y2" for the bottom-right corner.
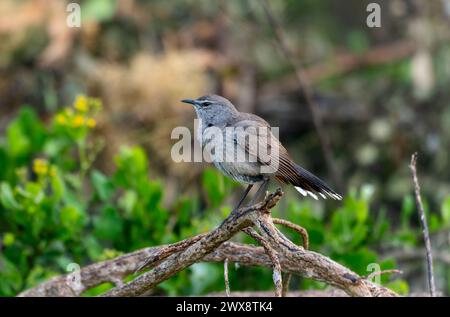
[{"x1": 181, "y1": 94, "x2": 342, "y2": 212}]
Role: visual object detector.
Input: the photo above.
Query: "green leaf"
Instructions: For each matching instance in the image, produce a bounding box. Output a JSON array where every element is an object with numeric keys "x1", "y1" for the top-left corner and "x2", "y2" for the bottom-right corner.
[
  {"x1": 60, "y1": 205, "x2": 86, "y2": 232},
  {"x1": 50, "y1": 170, "x2": 65, "y2": 201},
  {"x1": 0, "y1": 183, "x2": 21, "y2": 210},
  {"x1": 385, "y1": 279, "x2": 409, "y2": 295},
  {"x1": 338, "y1": 249, "x2": 378, "y2": 275},
  {"x1": 94, "y1": 206, "x2": 123, "y2": 241},
  {"x1": 441, "y1": 197, "x2": 450, "y2": 226},
  {"x1": 82, "y1": 0, "x2": 117, "y2": 22},
  {"x1": 202, "y1": 168, "x2": 225, "y2": 208},
  {"x1": 2, "y1": 232, "x2": 15, "y2": 246},
  {"x1": 401, "y1": 195, "x2": 414, "y2": 229},
  {"x1": 144, "y1": 181, "x2": 163, "y2": 213},
  {"x1": 118, "y1": 190, "x2": 138, "y2": 216},
  {"x1": 6, "y1": 120, "x2": 30, "y2": 159},
  {"x1": 113, "y1": 146, "x2": 149, "y2": 189},
  {"x1": 83, "y1": 236, "x2": 103, "y2": 260},
  {"x1": 24, "y1": 265, "x2": 58, "y2": 289},
  {"x1": 6, "y1": 108, "x2": 45, "y2": 160},
  {"x1": 0, "y1": 255, "x2": 22, "y2": 295},
  {"x1": 429, "y1": 214, "x2": 440, "y2": 232},
  {"x1": 349, "y1": 223, "x2": 368, "y2": 248},
  {"x1": 82, "y1": 282, "x2": 114, "y2": 297},
  {"x1": 91, "y1": 170, "x2": 114, "y2": 201}
]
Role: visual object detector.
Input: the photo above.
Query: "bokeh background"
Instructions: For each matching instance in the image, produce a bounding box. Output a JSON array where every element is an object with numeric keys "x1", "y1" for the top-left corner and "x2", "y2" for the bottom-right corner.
[{"x1": 0, "y1": 0, "x2": 449, "y2": 296}]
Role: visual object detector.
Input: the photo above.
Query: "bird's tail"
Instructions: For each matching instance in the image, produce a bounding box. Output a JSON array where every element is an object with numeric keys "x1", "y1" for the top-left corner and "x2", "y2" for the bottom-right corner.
[{"x1": 276, "y1": 163, "x2": 342, "y2": 200}]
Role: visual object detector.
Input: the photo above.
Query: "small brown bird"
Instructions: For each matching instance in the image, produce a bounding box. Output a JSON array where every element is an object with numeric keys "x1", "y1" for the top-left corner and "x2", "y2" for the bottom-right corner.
[{"x1": 182, "y1": 95, "x2": 342, "y2": 211}]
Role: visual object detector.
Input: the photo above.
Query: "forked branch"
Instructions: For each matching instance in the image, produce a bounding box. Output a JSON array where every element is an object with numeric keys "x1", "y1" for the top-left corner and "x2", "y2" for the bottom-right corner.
[{"x1": 19, "y1": 189, "x2": 397, "y2": 297}]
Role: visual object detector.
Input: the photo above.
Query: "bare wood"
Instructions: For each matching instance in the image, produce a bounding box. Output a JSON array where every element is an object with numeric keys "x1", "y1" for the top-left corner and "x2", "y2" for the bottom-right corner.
[
  {"x1": 243, "y1": 228, "x2": 283, "y2": 297},
  {"x1": 19, "y1": 241, "x2": 396, "y2": 297},
  {"x1": 409, "y1": 152, "x2": 437, "y2": 297},
  {"x1": 282, "y1": 273, "x2": 292, "y2": 297},
  {"x1": 224, "y1": 258, "x2": 231, "y2": 297},
  {"x1": 273, "y1": 217, "x2": 309, "y2": 249},
  {"x1": 19, "y1": 190, "x2": 397, "y2": 297},
  {"x1": 135, "y1": 232, "x2": 208, "y2": 272},
  {"x1": 101, "y1": 190, "x2": 283, "y2": 297}
]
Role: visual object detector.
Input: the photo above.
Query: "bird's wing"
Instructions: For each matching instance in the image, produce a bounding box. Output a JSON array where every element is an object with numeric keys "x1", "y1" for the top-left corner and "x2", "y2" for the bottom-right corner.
[
  {"x1": 231, "y1": 116, "x2": 287, "y2": 171},
  {"x1": 231, "y1": 114, "x2": 342, "y2": 200}
]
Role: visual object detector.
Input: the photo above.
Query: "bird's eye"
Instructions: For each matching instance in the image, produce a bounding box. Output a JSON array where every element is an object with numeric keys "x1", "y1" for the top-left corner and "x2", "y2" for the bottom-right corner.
[{"x1": 202, "y1": 102, "x2": 211, "y2": 107}]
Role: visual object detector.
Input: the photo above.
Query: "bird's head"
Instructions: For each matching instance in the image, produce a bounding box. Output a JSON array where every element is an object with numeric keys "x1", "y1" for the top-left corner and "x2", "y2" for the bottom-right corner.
[{"x1": 181, "y1": 94, "x2": 238, "y2": 126}]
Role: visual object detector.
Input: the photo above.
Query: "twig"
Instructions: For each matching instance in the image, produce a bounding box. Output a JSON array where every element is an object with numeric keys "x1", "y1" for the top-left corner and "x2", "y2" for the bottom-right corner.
[
  {"x1": 273, "y1": 218, "x2": 309, "y2": 249},
  {"x1": 282, "y1": 273, "x2": 292, "y2": 297},
  {"x1": 243, "y1": 228, "x2": 283, "y2": 297},
  {"x1": 409, "y1": 152, "x2": 436, "y2": 297},
  {"x1": 135, "y1": 233, "x2": 208, "y2": 272},
  {"x1": 224, "y1": 258, "x2": 231, "y2": 297},
  {"x1": 260, "y1": 0, "x2": 343, "y2": 190},
  {"x1": 365, "y1": 269, "x2": 403, "y2": 281}
]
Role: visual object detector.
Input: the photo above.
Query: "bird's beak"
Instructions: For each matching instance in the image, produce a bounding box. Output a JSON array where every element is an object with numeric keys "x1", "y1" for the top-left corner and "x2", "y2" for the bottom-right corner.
[{"x1": 181, "y1": 99, "x2": 198, "y2": 106}]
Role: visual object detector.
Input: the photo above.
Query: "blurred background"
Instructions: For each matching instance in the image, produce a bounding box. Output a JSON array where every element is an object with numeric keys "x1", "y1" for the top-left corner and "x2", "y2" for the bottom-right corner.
[{"x1": 0, "y1": 0, "x2": 449, "y2": 296}]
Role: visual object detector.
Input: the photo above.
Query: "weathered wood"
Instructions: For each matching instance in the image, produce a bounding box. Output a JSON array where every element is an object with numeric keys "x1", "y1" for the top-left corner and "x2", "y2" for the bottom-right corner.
[{"x1": 19, "y1": 190, "x2": 397, "y2": 297}]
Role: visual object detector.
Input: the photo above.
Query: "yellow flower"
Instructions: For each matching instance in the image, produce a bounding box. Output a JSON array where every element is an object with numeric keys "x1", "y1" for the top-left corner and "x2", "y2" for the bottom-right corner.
[
  {"x1": 72, "y1": 115, "x2": 85, "y2": 128},
  {"x1": 55, "y1": 114, "x2": 66, "y2": 125},
  {"x1": 86, "y1": 118, "x2": 97, "y2": 128},
  {"x1": 74, "y1": 95, "x2": 89, "y2": 112},
  {"x1": 33, "y1": 159, "x2": 49, "y2": 175}
]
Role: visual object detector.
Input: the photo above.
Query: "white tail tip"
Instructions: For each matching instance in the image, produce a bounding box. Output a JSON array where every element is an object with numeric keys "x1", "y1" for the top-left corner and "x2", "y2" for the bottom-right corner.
[{"x1": 295, "y1": 186, "x2": 342, "y2": 200}]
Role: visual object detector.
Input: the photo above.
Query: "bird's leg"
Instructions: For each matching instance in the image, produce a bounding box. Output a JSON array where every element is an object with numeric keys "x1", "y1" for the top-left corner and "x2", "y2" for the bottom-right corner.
[
  {"x1": 247, "y1": 179, "x2": 269, "y2": 206},
  {"x1": 220, "y1": 185, "x2": 254, "y2": 227},
  {"x1": 231, "y1": 184, "x2": 253, "y2": 214}
]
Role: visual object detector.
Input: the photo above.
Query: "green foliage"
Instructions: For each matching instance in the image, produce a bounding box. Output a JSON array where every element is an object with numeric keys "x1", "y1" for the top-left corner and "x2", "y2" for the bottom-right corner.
[
  {"x1": 0, "y1": 98, "x2": 176, "y2": 296},
  {"x1": 81, "y1": 0, "x2": 117, "y2": 23},
  {"x1": 1, "y1": 99, "x2": 449, "y2": 296}
]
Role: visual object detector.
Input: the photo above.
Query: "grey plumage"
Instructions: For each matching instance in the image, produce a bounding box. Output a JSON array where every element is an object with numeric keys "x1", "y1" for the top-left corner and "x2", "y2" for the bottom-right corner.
[{"x1": 182, "y1": 94, "x2": 342, "y2": 202}]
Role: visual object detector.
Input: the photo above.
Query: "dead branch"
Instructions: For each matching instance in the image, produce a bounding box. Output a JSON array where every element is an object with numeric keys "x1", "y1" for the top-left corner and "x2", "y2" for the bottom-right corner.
[
  {"x1": 273, "y1": 218, "x2": 309, "y2": 249},
  {"x1": 365, "y1": 269, "x2": 403, "y2": 280},
  {"x1": 19, "y1": 189, "x2": 397, "y2": 297},
  {"x1": 243, "y1": 227, "x2": 283, "y2": 297},
  {"x1": 224, "y1": 258, "x2": 230, "y2": 297},
  {"x1": 135, "y1": 232, "x2": 209, "y2": 272},
  {"x1": 409, "y1": 152, "x2": 437, "y2": 297},
  {"x1": 282, "y1": 273, "x2": 292, "y2": 297}
]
